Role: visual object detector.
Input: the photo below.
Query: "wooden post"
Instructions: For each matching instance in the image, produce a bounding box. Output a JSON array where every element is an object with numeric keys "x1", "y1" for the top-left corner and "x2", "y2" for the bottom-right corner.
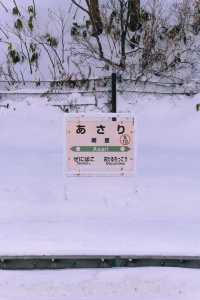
[{"x1": 111, "y1": 73, "x2": 117, "y2": 113}]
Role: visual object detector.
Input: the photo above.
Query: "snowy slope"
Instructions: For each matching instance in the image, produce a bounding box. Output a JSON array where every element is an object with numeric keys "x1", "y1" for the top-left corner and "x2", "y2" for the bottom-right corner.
[
  {"x1": 0, "y1": 94, "x2": 200, "y2": 255},
  {"x1": 1, "y1": 267, "x2": 200, "y2": 300}
]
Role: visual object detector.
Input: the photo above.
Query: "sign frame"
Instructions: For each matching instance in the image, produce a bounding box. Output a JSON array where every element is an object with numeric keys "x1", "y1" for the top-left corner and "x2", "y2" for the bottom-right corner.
[{"x1": 64, "y1": 113, "x2": 135, "y2": 177}]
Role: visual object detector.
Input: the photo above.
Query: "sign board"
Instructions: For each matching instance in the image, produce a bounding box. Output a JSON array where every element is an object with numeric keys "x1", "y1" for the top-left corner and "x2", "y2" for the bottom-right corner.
[{"x1": 65, "y1": 113, "x2": 135, "y2": 176}]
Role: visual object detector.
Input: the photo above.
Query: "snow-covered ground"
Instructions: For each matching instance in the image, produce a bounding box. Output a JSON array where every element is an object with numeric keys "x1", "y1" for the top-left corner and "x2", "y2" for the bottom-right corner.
[
  {"x1": 1, "y1": 267, "x2": 200, "y2": 300},
  {"x1": 0, "y1": 93, "x2": 200, "y2": 255},
  {"x1": 0, "y1": 93, "x2": 200, "y2": 299}
]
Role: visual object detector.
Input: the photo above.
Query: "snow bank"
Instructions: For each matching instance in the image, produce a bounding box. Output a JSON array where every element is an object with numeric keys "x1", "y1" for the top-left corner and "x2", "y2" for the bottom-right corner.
[
  {"x1": 1, "y1": 267, "x2": 200, "y2": 300},
  {"x1": 0, "y1": 94, "x2": 199, "y2": 255}
]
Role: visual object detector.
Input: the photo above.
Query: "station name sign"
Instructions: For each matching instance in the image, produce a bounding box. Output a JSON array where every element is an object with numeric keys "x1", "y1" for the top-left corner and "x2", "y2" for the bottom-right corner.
[{"x1": 65, "y1": 114, "x2": 135, "y2": 176}]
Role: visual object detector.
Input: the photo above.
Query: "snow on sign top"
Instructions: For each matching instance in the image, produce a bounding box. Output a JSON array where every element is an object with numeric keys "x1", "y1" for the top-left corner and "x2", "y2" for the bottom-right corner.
[{"x1": 65, "y1": 113, "x2": 135, "y2": 176}]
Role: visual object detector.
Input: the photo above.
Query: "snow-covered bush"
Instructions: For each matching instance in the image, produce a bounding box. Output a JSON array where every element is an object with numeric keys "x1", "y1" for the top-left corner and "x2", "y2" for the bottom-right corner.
[{"x1": 0, "y1": 0, "x2": 200, "y2": 83}]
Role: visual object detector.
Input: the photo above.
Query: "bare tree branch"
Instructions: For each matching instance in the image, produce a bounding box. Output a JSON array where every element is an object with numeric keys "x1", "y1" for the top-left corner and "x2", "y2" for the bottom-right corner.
[
  {"x1": 0, "y1": 25, "x2": 9, "y2": 39},
  {"x1": 71, "y1": 0, "x2": 89, "y2": 15},
  {"x1": 13, "y1": 0, "x2": 21, "y2": 16},
  {"x1": 0, "y1": 1, "x2": 8, "y2": 13},
  {"x1": 32, "y1": 0, "x2": 36, "y2": 17}
]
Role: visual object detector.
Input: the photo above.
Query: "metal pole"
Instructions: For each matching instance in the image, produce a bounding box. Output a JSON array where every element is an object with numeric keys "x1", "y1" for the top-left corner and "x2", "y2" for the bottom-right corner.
[{"x1": 111, "y1": 73, "x2": 117, "y2": 113}]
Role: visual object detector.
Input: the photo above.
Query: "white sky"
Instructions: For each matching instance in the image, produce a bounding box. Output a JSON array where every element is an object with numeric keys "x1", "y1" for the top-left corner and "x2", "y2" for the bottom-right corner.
[
  {"x1": 0, "y1": 0, "x2": 72, "y2": 34},
  {"x1": 1, "y1": 0, "x2": 69, "y2": 9},
  {"x1": 0, "y1": 0, "x2": 175, "y2": 12},
  {"x1": 0, "y1": 0, "x2": 71, "y2": 21}
]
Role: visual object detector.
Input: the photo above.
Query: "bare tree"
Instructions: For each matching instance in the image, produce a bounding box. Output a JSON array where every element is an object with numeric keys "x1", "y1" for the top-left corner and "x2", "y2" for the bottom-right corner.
[
  {"x1": 87, "y1": 0, "x2": 103, "y2": 35},
  {"x1": 71, "y1": 0, "x2": 135, "y2": 70},
  {"x1": 0, "y1": 1, "x2": 72, "y2": 81},
  {"x1": 71, "y1": 0, "x2": 103, "y2": 35},
  {"x1": 128, "y1": 0, "x2": 140, "y2": 31},
  {"x1": 1, "y1": 0, "x2": 199, "y2": 84}
]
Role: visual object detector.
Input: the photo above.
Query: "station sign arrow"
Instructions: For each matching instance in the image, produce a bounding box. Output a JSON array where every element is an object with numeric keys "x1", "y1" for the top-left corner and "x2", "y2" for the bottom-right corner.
[{"x1": 70, "y1": 146, "x2": 131, "y2": 152}]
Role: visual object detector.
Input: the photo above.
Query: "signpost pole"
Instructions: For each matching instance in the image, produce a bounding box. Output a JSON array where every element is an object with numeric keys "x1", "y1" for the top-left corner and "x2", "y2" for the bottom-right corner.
[{"x1": 111, "y1": 73, "x2": 117, "y2": 113}]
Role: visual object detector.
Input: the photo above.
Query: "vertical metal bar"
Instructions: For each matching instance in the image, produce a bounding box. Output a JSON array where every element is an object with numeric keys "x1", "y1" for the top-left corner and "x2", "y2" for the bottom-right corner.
[{"x1": 111, "y1": 73, "x2": 117, "y2": 113}]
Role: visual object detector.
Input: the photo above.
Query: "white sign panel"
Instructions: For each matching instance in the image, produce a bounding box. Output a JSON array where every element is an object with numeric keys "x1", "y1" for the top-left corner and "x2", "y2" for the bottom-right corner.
[{"x1": 65, "y1": 113, "x2": 135, "y2": 176}]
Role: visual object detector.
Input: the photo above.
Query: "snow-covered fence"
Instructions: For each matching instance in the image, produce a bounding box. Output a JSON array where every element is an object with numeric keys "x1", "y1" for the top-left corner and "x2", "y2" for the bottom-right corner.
[
  {"x1": 0, "y1": 255, "x2": 200, "y2": 270},
  {"x1": 0, "y1": 77, "x2": 199, "y2": 95},
  {"x1": 0, "y1": 77, "x2": 199, "y2": 112}
]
